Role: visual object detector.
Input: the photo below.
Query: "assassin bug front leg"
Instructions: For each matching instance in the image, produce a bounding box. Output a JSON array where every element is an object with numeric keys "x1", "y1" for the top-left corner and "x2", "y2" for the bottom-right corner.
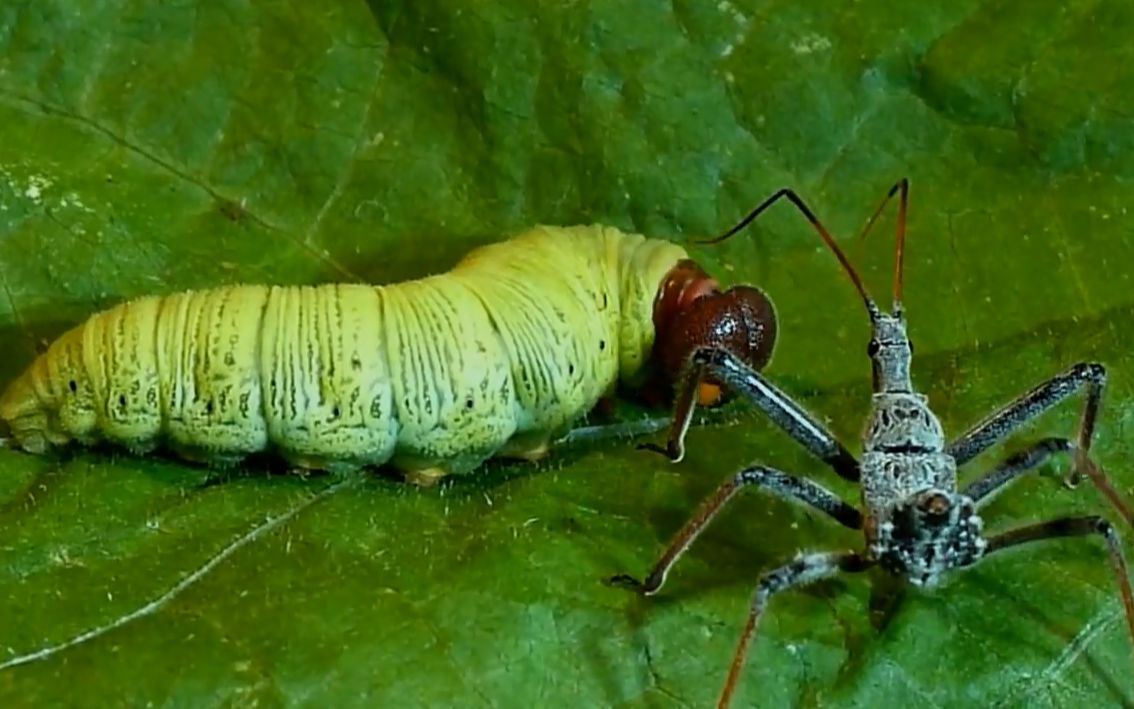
[{"x1": 612, "y1": 180, "x2": 1134, "y2": 708}]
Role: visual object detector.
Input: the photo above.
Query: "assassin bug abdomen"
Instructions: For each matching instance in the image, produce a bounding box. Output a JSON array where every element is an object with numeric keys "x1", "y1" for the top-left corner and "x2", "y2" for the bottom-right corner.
[{"x1": 0, "y1": 224, "x2": 778, "y2": 485}]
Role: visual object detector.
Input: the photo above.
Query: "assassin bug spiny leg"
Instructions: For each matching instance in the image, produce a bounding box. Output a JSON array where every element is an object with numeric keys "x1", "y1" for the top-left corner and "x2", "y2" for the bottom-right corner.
[
  {"x1": 610, "y1": 464, "x2": 863, "y2": 595},
  {"x1": 640, "y1": 346, "x2": 860, "y2": 482},
  {"x1": 717, "y1": 551, "x2": 873, "y2": 709},
  {"x1": 962, "y1": 437, "x2": 1074, "y2": 504},
  {"x1": 946, "y1": 362, "x2": 1133, "y2": 526},
  {"x1": 947, "y1": 362, "x2": 1103, "y2": 469}
]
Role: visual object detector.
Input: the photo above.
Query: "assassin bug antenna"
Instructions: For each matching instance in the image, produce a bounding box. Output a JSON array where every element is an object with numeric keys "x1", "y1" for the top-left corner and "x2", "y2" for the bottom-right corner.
[
  {"x1": 894, "y1": 179, "x2": 908, "y2": 308},
  {"x1": 617, "y1": 179, "x2": 1134, "y2": 708},
  {"x1": 704, "y1": 179, "x2": 912, "y2": 316},
  {"x1": 699, "y1": 188, "x2": 881, "y2": 318},
  {"x1": 853, "y1": 178, "x2": 909, "y2": 311}
]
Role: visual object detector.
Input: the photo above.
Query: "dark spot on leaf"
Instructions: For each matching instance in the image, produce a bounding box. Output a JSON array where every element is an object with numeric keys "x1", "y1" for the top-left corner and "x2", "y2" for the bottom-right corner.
[{"x1": 218, "y1": 198, "x2": 248, "y2": 223}]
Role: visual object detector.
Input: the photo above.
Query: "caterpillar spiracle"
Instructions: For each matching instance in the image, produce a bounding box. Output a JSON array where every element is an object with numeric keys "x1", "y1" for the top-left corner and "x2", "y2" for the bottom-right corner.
[{"x1": 0, "y1": 225, "x2": 777, "y2": 485}]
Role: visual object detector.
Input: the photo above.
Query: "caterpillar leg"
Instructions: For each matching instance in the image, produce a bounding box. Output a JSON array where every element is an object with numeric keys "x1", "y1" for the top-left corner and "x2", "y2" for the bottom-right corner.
[
  {"x1": 515, "y1": 443, "x2": 551, "y2": 462},
  {"x1": 285, "y1": 455, "x2": 366, "y2": 479},
  {"x1": 505, "y1": 440, "x2": 551, "y2": 463},
  {"x1": 403, "y1": 467, "x2": 450, "y2": 487},
  {"x1": 286, "y1": 454, "x2": 333, "y2": 472},
  {"x1": 160, "y1": 440, "x2": 247, "y2": 469},
  {"x1": 498, "y1": 431, "x2": 553, "y2": 463}
]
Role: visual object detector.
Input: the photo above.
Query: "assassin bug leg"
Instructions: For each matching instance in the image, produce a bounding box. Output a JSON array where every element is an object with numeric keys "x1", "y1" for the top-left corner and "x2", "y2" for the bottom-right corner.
[
  {"x1": 947, "y1": 362, "x2": 1104, "y2": 469},
  {"x1": 718, "y1": 551, "x2": 873, "y2": 709},
  {"x1": 962, "y1": 437, "x2": 1074, "y2": 504},
  {"x1": 610, "y1": 464, "x2": 863, "y2": 594},
  {"x1": 946, "y1": 362, "x2": 1134, "y2": 527},
  {"x1": 640, "y1": 345, "x2": 860, "y2": 481}
]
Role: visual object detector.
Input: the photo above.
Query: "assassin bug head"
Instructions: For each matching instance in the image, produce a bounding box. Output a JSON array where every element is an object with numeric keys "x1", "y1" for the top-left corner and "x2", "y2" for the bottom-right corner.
[
  {"x1": 652, "y1": 259, "x2": 778, "y2": 407},
  {"x1": 704, "y1": 180, "x2": 914, "y2": 395}
]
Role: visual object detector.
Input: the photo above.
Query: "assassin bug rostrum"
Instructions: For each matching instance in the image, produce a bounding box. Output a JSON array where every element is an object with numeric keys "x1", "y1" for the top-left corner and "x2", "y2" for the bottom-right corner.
[{"x1": 612, "y1": 179, "x2": 1134, "y2": 707}]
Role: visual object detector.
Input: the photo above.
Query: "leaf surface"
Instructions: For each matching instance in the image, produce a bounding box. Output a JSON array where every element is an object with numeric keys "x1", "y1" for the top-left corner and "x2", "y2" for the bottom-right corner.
[{"x1": 1, "y1": 1, "x2": 1133, "y2": 706}]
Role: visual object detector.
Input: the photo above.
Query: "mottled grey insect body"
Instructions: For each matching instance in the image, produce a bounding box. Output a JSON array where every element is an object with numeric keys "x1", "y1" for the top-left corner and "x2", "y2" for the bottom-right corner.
[
  {"x1": 858, "y1": 306, "x2": 984, "y2": 588},
  {"x1": 872, "y1": 485, "x2": 985, "y2": 587}
]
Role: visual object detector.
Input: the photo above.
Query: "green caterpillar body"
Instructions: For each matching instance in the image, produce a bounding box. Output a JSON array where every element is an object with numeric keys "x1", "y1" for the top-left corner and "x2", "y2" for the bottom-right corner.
[{"x1": 0, "y1": 225, "x2": 688, "y2": 483}]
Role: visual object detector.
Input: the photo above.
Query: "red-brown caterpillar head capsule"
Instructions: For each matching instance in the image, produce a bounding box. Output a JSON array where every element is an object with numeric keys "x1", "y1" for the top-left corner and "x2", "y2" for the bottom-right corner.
[{"x1": 651, "y1": 259, "x2": 777, "y2": 406}]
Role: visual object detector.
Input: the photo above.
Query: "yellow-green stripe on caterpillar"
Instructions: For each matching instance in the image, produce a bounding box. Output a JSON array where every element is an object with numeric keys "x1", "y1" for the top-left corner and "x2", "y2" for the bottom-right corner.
[{"x1": 0, "y1": 224, "x2": 777, "y2": 485}]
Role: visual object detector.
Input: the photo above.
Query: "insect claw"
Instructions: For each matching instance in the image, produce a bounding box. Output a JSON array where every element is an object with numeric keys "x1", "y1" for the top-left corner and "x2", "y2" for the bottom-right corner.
[
  {"x1": 637, "y1": 441, "x2": 684, "y2": 463},
  {"x1": 640, "y1": 573, "x2": 666, "y2": 595},
  {"x1": 1064, "y1": 450, "x2": 1083, "y2": 487}
]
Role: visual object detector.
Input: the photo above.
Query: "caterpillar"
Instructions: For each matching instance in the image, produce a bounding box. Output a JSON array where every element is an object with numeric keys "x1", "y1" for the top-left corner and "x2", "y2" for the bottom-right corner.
[{"x1": 0, "y1": 224, "x2": 777, "y2": 485}]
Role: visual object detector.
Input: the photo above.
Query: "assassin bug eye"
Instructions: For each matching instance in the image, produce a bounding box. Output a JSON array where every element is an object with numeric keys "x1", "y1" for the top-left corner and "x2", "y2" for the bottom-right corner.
[{"x1": 867, "y1": 339, "x2": 880, "y2": 357}]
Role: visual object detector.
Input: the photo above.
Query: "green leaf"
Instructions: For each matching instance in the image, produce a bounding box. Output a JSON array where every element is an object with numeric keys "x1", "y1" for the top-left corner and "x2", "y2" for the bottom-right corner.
[{"x1": 2, "y1": 1, "x2": 1133, "y2": 706}]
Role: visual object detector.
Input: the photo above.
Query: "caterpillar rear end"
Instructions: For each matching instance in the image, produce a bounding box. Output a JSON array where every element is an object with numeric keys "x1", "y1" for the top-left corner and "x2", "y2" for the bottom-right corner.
[{"x1": 0, "y1": 224, "x2": 777, "y2": 485}]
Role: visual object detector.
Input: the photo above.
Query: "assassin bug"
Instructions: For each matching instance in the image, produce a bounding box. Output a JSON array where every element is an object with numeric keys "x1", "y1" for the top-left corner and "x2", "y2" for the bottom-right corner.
[
  {"x1": 612, "y1": 180, "x2": 1134, "y2": 707},
  {"x1": 0, "y1": 224, "x2": 776, "y2": 486}
]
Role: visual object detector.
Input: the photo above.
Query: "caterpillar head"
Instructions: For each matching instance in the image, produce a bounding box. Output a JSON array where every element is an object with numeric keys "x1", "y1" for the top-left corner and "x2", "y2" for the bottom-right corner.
[{"x1": 651, "y1": 259, "x2": 778, "y2": 406}]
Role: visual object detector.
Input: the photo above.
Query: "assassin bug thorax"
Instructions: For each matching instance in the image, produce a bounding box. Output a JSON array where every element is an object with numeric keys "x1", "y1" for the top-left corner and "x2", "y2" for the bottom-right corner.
[{"x1": 613, "y1": 180, "x2": 1134, "y2": 707}]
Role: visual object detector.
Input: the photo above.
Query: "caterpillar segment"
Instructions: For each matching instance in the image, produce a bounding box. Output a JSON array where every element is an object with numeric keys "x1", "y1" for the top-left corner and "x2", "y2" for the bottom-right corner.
[{"x1": 0, "y1": 225, "x2": 778, "y2": 485}]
